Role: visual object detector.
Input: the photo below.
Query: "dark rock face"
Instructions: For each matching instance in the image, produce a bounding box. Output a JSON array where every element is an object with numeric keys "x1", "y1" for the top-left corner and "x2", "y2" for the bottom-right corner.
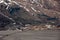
[
  {"x1": 8, "y1": 5, "x2": 20, "y2": 15},
  {"x1": 0, "y1": 13, "x2": 13, "y2": 30}
]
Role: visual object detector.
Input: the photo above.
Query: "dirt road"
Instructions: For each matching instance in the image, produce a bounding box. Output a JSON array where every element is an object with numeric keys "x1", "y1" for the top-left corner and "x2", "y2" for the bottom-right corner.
[{"x1": 0, "y1": 30, "x2": 60, "y2": 40}]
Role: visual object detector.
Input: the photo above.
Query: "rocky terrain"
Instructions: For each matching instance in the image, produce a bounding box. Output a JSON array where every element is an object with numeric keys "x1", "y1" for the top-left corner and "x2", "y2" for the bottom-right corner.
[{"x1": 0, "y1": 0, "x2": 60, "y2": 30}]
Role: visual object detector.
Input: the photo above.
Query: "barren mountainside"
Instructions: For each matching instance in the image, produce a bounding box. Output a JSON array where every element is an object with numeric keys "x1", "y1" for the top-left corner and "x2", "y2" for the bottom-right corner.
[{"x1": 0, "y1": 0, "x2": 60, "y2": 30}]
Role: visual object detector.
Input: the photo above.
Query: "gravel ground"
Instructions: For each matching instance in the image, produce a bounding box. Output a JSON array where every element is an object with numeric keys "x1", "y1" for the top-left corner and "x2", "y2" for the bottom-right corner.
[{"x1": 0, "y1": 30, "x2": 60, "y2": 40}]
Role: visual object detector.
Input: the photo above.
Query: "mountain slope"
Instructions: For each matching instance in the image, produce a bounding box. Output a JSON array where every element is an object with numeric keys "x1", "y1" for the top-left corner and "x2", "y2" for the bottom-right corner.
[{"x1": 0, "y1": 0, "x2": 60, "y2": 30}]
